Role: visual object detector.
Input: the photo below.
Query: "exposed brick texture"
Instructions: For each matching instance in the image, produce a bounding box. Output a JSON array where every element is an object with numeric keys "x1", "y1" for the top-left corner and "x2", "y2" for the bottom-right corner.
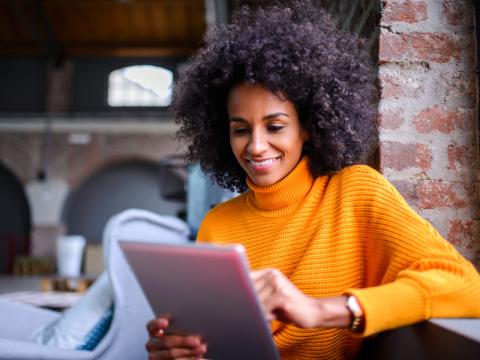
[
  {"x1": 380, "y1": 32, "x2": 461, "y2": 64},
  {"x1": 448, "y1": 142, "x2": 476, "y2": 173},
  {"x1": 391, "y1": 180, "x2": 418, "y2": 207},
  {"x1": 379, "y1": 0, "x2": 479, "y2": 266},
  {"x1": 412, "y1": 105, "x2": 470, "y2": 134},
  {"x1": 441, "y1": 71, "x2": 476, "y2": 102},
  {"x1": 380, "y1": 73, "x2": 425, "y2": 99},
  {"x1": 47, "y1": 61, "x2": 73, "y2": 113},
  {"x1": 443, "y1": 0, "x2": 466, "y2": 27},
  {"x1": 382, "y1": 0, "x2": 428, "y2": 24},
  {"x1": 415, "y1": 143, "x2": 432, "y2": 170},
  {"x1": 448, "y1": 220, "x2": 479, "y2": 249},
  {"x1": 378, "y1": 110, "x2": 404, "y2": 130},
  {"x1": 418, "y1": 180, "x2": 468, "y2": 209},
  {"x1": 380, "y1": 141, "x2": 432, "y2": 171},
  {"x1": 0, "y1": 132, "x2": 178, "y2": 188}
]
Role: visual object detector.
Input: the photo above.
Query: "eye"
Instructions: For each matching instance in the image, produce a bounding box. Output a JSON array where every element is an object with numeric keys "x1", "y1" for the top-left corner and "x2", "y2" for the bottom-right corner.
[
  {"x1": 231, "y1": 127, "x2": 249, "y2": 135},
  {"x1": 267, "y1": 124, "x2": 284, "y2": 132}
]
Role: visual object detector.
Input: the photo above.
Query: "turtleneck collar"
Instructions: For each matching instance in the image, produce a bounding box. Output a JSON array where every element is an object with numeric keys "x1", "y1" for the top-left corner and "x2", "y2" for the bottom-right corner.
[{"x1": 246, "y1": 158, "x2": 317, "y2": 215}]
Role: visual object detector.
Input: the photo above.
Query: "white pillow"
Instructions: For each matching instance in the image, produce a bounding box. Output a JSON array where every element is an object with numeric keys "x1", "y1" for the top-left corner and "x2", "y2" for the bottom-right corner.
[{"x1": 34, "y1": 272, "x2": 113, "y2": 350}]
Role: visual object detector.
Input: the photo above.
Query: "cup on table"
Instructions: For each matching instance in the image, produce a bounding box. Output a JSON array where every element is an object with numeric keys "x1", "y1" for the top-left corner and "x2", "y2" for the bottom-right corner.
[{"x1": 56, "y1": 235, "x2": 86, "y2": 278}]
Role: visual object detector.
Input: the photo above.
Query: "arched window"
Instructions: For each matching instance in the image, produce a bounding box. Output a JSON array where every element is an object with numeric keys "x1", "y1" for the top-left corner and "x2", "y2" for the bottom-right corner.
[{"x1": 107, "y1": 65, "x2": 173, "y2": 107}]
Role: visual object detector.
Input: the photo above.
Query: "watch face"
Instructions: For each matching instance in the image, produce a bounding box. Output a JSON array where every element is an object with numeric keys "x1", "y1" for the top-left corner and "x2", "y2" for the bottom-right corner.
[
  {"x1": 346, "y1": 296, "x2": 365, "y2": 333},
  {"x1": 347, "y1": 296, "x2": 362, "y2": 315}
]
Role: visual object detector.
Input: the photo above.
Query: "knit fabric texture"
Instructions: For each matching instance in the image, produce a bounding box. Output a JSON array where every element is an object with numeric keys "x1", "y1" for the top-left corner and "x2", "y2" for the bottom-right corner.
[{"x1": 197, "y1": 158, "x2": 480, "y2": 359}]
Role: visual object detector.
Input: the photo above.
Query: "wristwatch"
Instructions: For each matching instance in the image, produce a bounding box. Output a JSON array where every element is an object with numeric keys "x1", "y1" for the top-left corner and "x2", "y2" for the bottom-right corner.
[{"x1": 345, "y1": 295, "x2": 365, "y2": 333}]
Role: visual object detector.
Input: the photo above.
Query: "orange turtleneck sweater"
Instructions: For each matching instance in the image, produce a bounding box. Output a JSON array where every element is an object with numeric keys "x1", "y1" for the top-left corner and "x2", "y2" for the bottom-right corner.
[{"x1": 196, "y1": 159, "x2": 480, "y2": 359}]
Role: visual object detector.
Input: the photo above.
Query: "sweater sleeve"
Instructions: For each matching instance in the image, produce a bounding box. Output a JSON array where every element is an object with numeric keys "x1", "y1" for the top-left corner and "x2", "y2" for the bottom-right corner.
[
  {"x1": 344, "y1": 167, "x2": 480, "y2": 337},
  {"x1": 195, "y1": 209, "x2": 216, "y2": 244}
]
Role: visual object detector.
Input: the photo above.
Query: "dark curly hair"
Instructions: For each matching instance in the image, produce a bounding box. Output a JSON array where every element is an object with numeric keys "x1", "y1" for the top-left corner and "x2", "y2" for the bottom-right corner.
[{"x1": 173, "y1": 0, "x2": 378, "y2": 192}]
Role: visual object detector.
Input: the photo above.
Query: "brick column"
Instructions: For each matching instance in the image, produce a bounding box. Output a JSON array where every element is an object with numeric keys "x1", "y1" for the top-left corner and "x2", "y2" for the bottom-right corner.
[
  {"x1": 46, "y1": 60, "x2": 74, "y2": 113},
  {"x1": 378, "y1": 0, "x2": 479, "y2": 266}
]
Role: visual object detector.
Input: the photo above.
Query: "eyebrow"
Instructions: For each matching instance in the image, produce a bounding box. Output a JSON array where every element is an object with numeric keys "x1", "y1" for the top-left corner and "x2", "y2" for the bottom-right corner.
[{"x1": 229, "y1": 112, "x2": 289, "y2": 122}]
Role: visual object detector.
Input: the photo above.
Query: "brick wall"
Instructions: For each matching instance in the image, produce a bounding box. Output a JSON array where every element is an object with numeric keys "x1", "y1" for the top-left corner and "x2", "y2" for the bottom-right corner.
[
  {"x1": 0, "y1": 131, "x2": 179, "y2": 187},
  {"x1": 1, "y1": 1, "x2": 478, "y2": 268},
  {"x1": 0, "y1": 129, "x2": 181, "y2": 259},
  {"x1": 379, "y1": 0, "x2": 479, "y2": 267}
]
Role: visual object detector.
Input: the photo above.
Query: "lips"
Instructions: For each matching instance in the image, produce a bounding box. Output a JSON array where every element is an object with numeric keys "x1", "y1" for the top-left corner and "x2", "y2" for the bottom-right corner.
[
  {"x1": 248, "y1": 158, "x2": 278, "y2": 166},
  {"x1": 245, "y1": 156, "x2": 281, "y2": 171}
]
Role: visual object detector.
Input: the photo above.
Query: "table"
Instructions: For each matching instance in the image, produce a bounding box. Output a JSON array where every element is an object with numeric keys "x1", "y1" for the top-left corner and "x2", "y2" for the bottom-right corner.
[{"x1": 40, "y1": 276, "x2": 94, "y2": 293}]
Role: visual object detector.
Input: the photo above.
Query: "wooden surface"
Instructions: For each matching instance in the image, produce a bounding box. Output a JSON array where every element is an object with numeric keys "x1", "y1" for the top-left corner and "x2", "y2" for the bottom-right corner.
[
  {"x1": 0, "y1": 0, "x2": 206, "y2": 57},
  {"x1": 40, "y1": 276, "x2": 94, "y2": 293}
]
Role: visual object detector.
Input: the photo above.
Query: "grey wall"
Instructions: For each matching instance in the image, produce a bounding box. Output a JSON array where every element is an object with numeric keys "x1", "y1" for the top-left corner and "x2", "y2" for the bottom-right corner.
[
  {"x1": 63, "y1": 160, "x2": 185, "y2": 243},
  {"x1": 0, "y1": 58, "x2": 46, "y2": 112}
]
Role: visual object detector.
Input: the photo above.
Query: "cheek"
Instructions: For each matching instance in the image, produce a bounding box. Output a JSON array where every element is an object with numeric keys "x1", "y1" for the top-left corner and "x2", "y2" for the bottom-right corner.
[
  {"x1": 287, "y1": 133, "x2": 306, "y2": 156},
  {"x1": 229, "y1": 136, "x2": 243, "y2": 158}
]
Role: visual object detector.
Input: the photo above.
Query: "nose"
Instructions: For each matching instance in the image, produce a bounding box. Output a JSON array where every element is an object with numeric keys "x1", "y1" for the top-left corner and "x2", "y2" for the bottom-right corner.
[{"x1": 247, "y1": 128, "x2": 269, "y2": 155}]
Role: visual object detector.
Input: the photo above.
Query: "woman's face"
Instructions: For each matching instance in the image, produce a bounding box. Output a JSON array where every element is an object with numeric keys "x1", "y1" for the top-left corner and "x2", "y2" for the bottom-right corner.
[{"x1": 227, "y1": 82, "x2": 307, "y2": 187}]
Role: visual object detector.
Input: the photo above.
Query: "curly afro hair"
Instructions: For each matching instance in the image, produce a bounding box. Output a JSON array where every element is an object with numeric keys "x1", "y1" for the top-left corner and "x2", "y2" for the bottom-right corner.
[{"x1": 173, "y1": 0, "x2": 378, "y2": 192}]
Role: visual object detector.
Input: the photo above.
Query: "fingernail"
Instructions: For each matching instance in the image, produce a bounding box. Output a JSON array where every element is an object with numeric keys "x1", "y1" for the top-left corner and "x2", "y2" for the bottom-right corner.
[
  {"x1": 187, "y1": 337, "x2": 200, "y2": 346},
  {"x1": 155, "y1": 329, "x2": 164, "y2": 337},
  {"x1": 158, "y1": 318, "x2": 168, "y2": 327},
  {"x1": 195, "y1": 344, "x2": 206, "y2": 352}
]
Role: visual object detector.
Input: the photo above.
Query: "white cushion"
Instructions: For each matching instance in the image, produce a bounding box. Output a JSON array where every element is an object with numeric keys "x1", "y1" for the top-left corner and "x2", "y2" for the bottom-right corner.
[{"x1": 34, "y1": 272, "x2": 113, "y2": 351}]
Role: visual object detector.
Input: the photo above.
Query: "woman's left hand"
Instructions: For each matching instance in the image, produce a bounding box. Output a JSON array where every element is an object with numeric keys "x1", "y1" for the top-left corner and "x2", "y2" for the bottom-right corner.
[{"x1": 251, "y1": 269, "x2": 351, "y2": 329}]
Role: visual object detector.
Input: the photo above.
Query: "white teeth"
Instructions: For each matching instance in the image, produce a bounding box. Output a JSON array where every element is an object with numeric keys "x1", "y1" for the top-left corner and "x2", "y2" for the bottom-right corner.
[{"x1": 249, "y1": 158, "x2": 276, "y2": 166}]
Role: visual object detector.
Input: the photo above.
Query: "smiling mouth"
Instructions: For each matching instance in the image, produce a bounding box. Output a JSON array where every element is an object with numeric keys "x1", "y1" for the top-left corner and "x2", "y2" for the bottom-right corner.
[{"x1": 246, "y1": 157, "x2": 281, "y2": 167}]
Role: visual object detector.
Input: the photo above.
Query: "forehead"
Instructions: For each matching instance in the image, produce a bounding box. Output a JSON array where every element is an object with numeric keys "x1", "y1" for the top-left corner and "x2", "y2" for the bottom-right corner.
[{"x1": 227, "y1": 82, "x2": 293, "y2": 113}]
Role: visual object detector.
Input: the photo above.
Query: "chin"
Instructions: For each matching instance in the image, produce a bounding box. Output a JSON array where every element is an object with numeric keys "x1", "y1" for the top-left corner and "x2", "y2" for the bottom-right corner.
[{"x1": 250, "y1": 175, "x2": 278, "y2": 187}]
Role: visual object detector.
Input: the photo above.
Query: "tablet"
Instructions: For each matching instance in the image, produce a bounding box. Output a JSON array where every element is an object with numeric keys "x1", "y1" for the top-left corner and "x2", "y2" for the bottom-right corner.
[{"x1": 120, "y1": 241, "x2": 280, "y2": 360}]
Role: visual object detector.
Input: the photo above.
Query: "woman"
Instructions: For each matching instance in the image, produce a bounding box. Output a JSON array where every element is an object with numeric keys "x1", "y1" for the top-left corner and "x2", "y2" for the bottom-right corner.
[{"x1": 146, "y1": 2, "x2": 480, "y2": 359}]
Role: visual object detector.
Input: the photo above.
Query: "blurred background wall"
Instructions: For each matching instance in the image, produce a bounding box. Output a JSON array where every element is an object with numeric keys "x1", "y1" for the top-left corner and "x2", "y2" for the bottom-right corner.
[{"x1": 0, "y1": 0, "x2": 478, "y2": 274}]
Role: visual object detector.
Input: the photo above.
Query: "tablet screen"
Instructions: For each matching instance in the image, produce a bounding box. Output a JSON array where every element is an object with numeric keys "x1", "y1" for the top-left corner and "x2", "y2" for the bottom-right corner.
[{"x1": 120, "y1": 241, "x2": 280, "y2": 360}]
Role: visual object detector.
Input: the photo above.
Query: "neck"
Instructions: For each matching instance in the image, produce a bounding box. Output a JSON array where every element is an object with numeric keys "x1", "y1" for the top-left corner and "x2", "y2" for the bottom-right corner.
[{"x1": 246, "y1": 158, "x2": 317, "y2": 214}]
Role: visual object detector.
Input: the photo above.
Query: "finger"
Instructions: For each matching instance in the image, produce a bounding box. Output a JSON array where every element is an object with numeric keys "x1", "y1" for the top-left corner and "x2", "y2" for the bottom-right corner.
[
  {"x1": 252, "y1": 269, "x2": 278, "y2": 295},
  {"x1": 256, "y1": 278, "x2": 275, "y2": 302},
  {"x1": 260, "y1": 292, "x2": 283, "y2": 321},
  {"x1": 254, "y1": 282, "x2": 278, "y2": 321},
  {"x1": 146, "y1": 337, "x2": 165, "y2": 353},
  {"x1": 146, "y1": 335, "x2": 200, "y2": 352},
  {"x1": 147, "y1": 317, "x2": 170, "y2": 337},
  {"x1": 259, "y1": 274, "x2": 294, "y2": 319},
  {"x1": 163, "y1": 335, "x2": 203, "y2": 349},
  {"x1": 148, "y1": 351, "x2": 203, "y2": 360},
  {"x1": 250, "y1": 268, "x2": 272, "y2": 281},
  {"x1": 256, "y1": 269, "x2": 286, "y2": 302},
  {"x1": 150, "y1": 345, "x2": 206, "y2": 359}
]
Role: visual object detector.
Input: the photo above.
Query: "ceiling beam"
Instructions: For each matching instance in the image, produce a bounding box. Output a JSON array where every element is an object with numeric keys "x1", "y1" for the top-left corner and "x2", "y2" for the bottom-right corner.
[
  {"x1": 0, "y1": 44, "x2": 200, "y2": 57},
  {"x1": 63, "y1": 45, "x2": 199, "y2": 58}
]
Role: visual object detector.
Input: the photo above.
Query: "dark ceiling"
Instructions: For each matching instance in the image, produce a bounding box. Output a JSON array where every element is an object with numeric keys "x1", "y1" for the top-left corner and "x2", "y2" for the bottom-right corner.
[
  {"x1": 0, "y1": 0, "x2": 207, "y2": 59},
  {"x1": 0, "y1": 0, "x2": 380, "y2": 61}
]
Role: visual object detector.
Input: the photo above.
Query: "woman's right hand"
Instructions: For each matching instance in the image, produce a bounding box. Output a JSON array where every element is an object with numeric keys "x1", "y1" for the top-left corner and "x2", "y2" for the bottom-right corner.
[{"x1": 146, "y1": 317, "x2": 208, "y2": 360}]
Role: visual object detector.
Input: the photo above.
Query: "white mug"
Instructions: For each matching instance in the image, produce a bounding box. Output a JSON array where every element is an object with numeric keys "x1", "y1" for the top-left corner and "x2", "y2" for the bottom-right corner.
[{"x1": 56, "y1": 235, "x2": 86, "y2": 278}]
